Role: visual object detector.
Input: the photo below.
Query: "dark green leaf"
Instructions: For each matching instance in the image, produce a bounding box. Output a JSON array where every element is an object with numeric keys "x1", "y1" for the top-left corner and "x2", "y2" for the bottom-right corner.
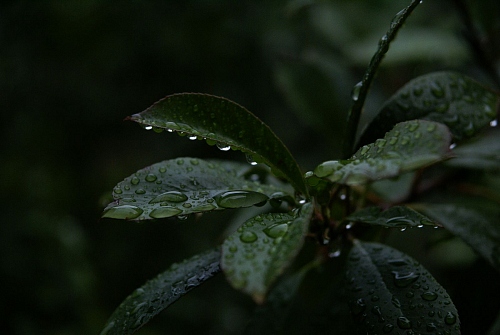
[
  {"x1": 311, "y1": 120, "x2": 452, "y2": 185},
  {"x1": 347, "y1": 206, "x2": 439, "y2": 229},
  {"x1": 370, "y1": 172, "x2": 415, "y2": 203},
  {"x1": 244, "y1": 268, "x2": 308, "y2": 334},
  {"x1": 358, "y1": 71, "x2": 499, "y2": 148},
  {"x1": 100, "y1": 249, "x2": 221, "y2": 335},
  {"x1": 346, "y1": 241, "x2": 460, "y2": 335},
  {"x1": 103, "y1": 158, "x2": 293, "y2": 221},
  {"x1": 447, "y1": 129, "x2": 500, "y2": 170},
  {"x1": 221, "y1": 203, "x2": 313, "y2": 302},
  {"x1": 415, "y1": 202, "x2": 500, "y2": 272},
  {"x1": 128, "y1": 93, "x2": 308, "y2": 196},
  {"x1": 344, "y1": 0, "x2": 422, "y2": 157}
]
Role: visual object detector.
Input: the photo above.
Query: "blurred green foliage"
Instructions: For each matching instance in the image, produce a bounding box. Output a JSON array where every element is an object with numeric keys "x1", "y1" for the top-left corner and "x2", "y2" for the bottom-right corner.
[{"x1": 1, "y1": 0, "x2": 499, "y2": 334}]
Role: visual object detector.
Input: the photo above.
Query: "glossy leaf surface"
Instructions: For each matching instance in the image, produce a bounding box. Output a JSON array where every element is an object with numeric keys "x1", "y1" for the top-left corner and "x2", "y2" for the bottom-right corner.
[
  {"x1": 312, "y1": 120, "x2": 452, "y2": 185},
  {"x1": 100, "y1": 249, "x2": 221, "y2": 335},
  {"x1": 347, "y1": 206, "x2": 439, "y2": 230},
  {"x1": 416, "y1": 201, "x2": 500, "y2": 272},
  {"x1": 358, "y1": 71, "x2": 499, "y2": 148},
  {"x1": 346, "y1": 241, "x2": 460, "y2": 334},
  {"x1": 103, "y1": 158, "x2": 292, "y2": 221},
  {"x1": 447, "y1": 129, "x2": 500, "y2": 170},
  {"x1": 221, "y1": 203, "x2": 313, "y2": 303},
  {"x1": 128, "y1": 93, "x2": 308, "y2": 196}
]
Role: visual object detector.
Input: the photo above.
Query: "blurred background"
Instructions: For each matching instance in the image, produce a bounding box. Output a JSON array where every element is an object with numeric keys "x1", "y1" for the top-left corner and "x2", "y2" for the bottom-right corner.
[{"x1": 1, "y1": 0, "x2": 499, "y2": 334}]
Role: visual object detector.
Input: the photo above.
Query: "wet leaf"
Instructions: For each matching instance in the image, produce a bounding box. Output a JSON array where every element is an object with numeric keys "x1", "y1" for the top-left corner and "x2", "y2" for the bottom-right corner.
[
  {"x1": 358, "y1": 71, "x2": 499, "y2": 148},
  {"x1": 345, "y1": 241, "x2": 460, "y2": 335},
  {"x1": 312, "y1": 120, "x2": 452, "y2": 185},
  {"x1": 347, "y1": 206, "x2": 439, "y2": 230},
  {"x1": 103, "y1": 158, "x2": 293, "y2": 221},
  {"x1": 415, "y1": 201, "x2": 500, "y2": 272},
  {"x1": 447, "y1": 129, "x2": 500, "y2": 170},
  {"x1": 221, "y1": 203, "x2": 313, "y2": 303},
  {"x1": 128, "y1": 93, "x2": 308, "y2": 196},
  {"x1": 100, "y1": 249, "x2": 221, "y2": 335}
]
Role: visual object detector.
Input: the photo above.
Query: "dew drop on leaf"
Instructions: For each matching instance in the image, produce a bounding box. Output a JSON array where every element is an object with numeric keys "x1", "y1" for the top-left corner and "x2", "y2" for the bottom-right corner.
[
  {"x1": 102, "y1": 205, "x2": 143, "y2": 219},
  {"x1": 216, "y1": 142, "x2": 231, "y2": 151},
  {"x1": 445, "y1": 312, "x2": 457, "y2": 325},
  {"x1": 131, "y1": 176, "x2": 140, "y2": 185},
  {"x1": 239, "y1": 231, "x2": 258, "y2": 243},
  {"x1": 145, "y1": 173, "x2": 157, "y2": 182},
  {"x1": 214, "y1": 190, "x2": 268, "y2": 209},
  {"x1": 351, "y1": 81, "x2": 363, "y2": 101},
  {"x1": 421, "y1": 291, "x2": 438, "y2": 301},
  {"x1": 392, "y1": 271, "x2": 419, "y2": 287},
  {"x1": 149, "y1": 206, "x2": 183, "y2": 219},
  {"x1": 397, "y1": 316, "x2": 412, "y2": 329},
  {"x1": 490, "y1": 119, "x2": 498, "y2": 127},
  {"x1": 263, "y1": 223, "x2": 289, "y2": 239}
]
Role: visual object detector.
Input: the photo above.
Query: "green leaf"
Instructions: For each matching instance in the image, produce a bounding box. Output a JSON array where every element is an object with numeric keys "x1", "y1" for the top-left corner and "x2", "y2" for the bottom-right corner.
[
  {"x1": 447, "y1": 129, "x2": 500, "y2": 170},
  {"x1": 102, "y1": 158, "x2": 293, "y2": 221},
  {"x1": 128, "y1": 93, "x2": 308, "y2": 196},
  {"x1": 344, "y1": 0, "x2": 422, "y2": 157},
  {"x1": 312, "y1": 120, "x2": 452, "y2": 185},
  {"x1": 347, "y1": 206, "x2": 439, "y2": 230},
  {"x1": 415, "y1": 202, "x2": 500, "y2": 272},
  {"x1": 358, "y1": 71, "x2": 499, "y2": 148},
  {"x1": 100, "y1": 249, "x2": 221, "y2": 335},
  {"x1": 370, "y1": 172, "x2": 415, "y2": 203},
  {"x1": 221, "y1": 203, "x2": 313, "y2": 303},
  {"x1": 346, "y1": 241, "x2": 460, "y2": 335}
]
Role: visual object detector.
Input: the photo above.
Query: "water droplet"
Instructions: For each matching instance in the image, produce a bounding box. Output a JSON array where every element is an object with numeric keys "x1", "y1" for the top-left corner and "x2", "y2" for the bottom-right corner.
[
  {"x1": 188, "y1": 135, "x2": 197, "y2": 140},
  {"x1": 145, "y1": 173, "x2": 157, "y2": 182},
  {"x1": 426, "y1": 123, "x2": 437, "y2": 132},
  {"x1": 263, "y1": 223, "x2": 289, "y2": 238},
  {"x1": 397, "y1": 316, "x2": 411, "y2": 329},
  {"x1": 113, "y1": 187, "x2": 123, "y2": 194},
  {"x1": 391, "y1": 9, "x2": 405, "y2": 29},
  {"x1": 350, "y1": 298, "x2": 366, "y2": 315},
  {"x1": 214, "y1": 190, "x2": 268, "y2": 209},
  {"x1": 135, "y1": 188, "x2": 146, "y2": 194},
  {"x1": 388, "y1": 259, "x2": 408, "y2": 267},
  {"x1": 239, "y1": 231, "x2": 258, "y2": 243},
  {"x1": 131, "y1": 176, "x2": 140, "y2": 185},
  {"x1": 246, "y1": 154, "x2": 258, "y2": 166},
  {"x1": 426, "y1": 323, "x2": 437, "y2": 332},
  {"x1": 145, "y1": 125, "x2": 153, "y2": 130},
  {"x1": 177, "y1": 215, "x2": 188, "y2": 220},
  {"x1": 149, "y1": 206, "x2": 183, "y2": 219},
  {"x1": 444, "y1": 312, "x2": 457, "y2": 325},
  {"x1": 490, "y1": 119, "x2": 498, "y2": 127},
  {"x1": 421, "y1": 291, "x2": 438, "y2": 301},
  {"x1": 103, "y1": 205, "x2": 143, "y2": 219},
  {"x1": 216, "y1": 142, "x2": 231, "y2": 151},
  {"x1": 382, "y1": 324, "x2": 394, "y2": 333},
  {"x1": 393, "y1": 271, "x2": 419, "y2": 287},
  {"x1": 430, "y1": 82, "x2": 445, "y2": 98},
  {"x1": 389, "y1": 136, "x2": 398, "y2": 145},
  {"x1": 351, "y1": 81, "x2": 363, "y2": 101}
]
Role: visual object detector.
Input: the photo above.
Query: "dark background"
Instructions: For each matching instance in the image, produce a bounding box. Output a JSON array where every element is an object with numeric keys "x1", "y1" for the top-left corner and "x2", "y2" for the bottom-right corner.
[{"x1": 1, "y1": 0, "x2": 499, "y2": 334}]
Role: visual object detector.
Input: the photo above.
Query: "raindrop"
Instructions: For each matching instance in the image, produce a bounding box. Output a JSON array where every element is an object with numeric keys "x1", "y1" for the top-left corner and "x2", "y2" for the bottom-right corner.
[
  {"x1": 188, "y1": 135, "x2": 197, "y2": 140},
  {"x1": 382, "y1": 324, "x2": 394, "y2": 333},
  {"x1": 346, "y1": 223, "x2": 353, "y2": 230},
  {"x1": 239, "y1": 231, "x2": 258, "y2": 243},
  {"x1": 329, "y1": 250, "x2": 341, "y2": 258},
  {"x1": 397, "y1": 317, "x2": 411, "y2": 329},
  {"x1": 113, "y1": 187, "x2": 123, "y2": 194},
  {"x1": 145, "y1": 173, "x2": 157, "y2": 182},
  {"x1": 145, "y1": 126, "x2": 153, "y2": 130},
  {"x1": 263, "y1": 223, "x2": 289, "y2": 238},
  {"x1": 392, "y1": 271, "x2": 419, "y2": 287},
  {"x1": 216, "y1": 142, "x2": 231, "y2": 151},
  {"x1": 135, "y1": 188, "x2": 146, "y2": 195},
  {"x1": 102, "y1": 205, "x2": 143, "y2": 219},
  {"x1": 214, "y1": 190, "x2": 268, "y2": 209},
  {"x1": 421, "y1": 291, "x2": 438, "y2": 301},
  {"x1": 391, "y1": 9, "x2": 405, "y2": 29},
  {"x1": 149, "y1": 206, "x2": 183, "y2": 219},
  {"x1": 449, "y1": 143, "x2": 456, "y2": 150},
  {"x1": 177, "y1": 215, "x2": 188, "y2": 220},
  {"x1": 426, "y1": 123, "x2": 437, "y2": 132},
  {"x1": 246, "y1": 154, "x2": 258, "y2": 166},
  {"x1": 131, "y1": 176, "x2": 140, "y2": 185},
  {"x1": 351, "y1": 81, "x2": 363, "y2": 101},
  {"x1": 490, "y1": 119, "x2": 498, "y2": 127},
  {"x1": 444, "y1": 312, "x2": 457, "y2": 325},
  {"x1": 350, "y1": 298, "x2": 366, "y2": 315},
  {"x1": 430, "y1": 82, "x2": 445, "y2": 98},
  {"x1": 388, "y1": 259, "x2": 408, "y2": 267}
]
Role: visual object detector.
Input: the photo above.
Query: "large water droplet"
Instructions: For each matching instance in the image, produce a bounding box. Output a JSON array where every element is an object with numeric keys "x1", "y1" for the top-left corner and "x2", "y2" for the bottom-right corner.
[
  {"x1": 490, "y1": 119, "x2": 498, "y2": 127},
  {"x1": 391, "y1": 9, "x2": 405, "y2": 28},
  {"x1": 149, "y1": 206, "x2": 183, "y2": 219},
  {"x1": 131, "y1": 176, "x2": 140, "y2": 185},
  {"x1": 397, "y1": 316, "x2": 411, "y2": 329},
  {"x1": 421, "y1": 291, "x2": 438, "y2": 301},
  {"x1": 216, "y1": 142, "x2": 231, "y2": 151},
  {"x1": 214, "y1": 190, "x2": 268, "y2": 208},
  {"x1": 263, "y1": 223, "x2": 289, "y2": 238},
  {"x1": 103, "y1": 205, "x2": 143, "y2": 219},
  {"x1": 239, "y1": 231, "x2": 258, "y2": 243},
  {"x1": 444, "y1": 312, "x2": 457, "y2": 325},
  {"x1": 145, "y1": 173, "x2": 157, "y2": 182},
  {"x1": 351, "y1": 81, "x2": 363, "y2": 101},
  {"x1": 392, "y1": 271, "x2": 419, "y2": 287},
  {"x1": 149, "y1": 191, "x2": 188, "y2": 203}
]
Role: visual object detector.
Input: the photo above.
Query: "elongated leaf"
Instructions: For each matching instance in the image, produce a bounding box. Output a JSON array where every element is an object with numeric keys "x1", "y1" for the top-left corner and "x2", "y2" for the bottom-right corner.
[
  {"x1": 358, "y1": 71, "x2": 499, "y2": 148},
  {"x1": 447, "y1": 129, "x2": 500, "y2": 170},
  {"x1": 311, "y1": 120, "x2": 452, "y2": 185},
  {"x1": 415, "y1": 202, "x2": 500, "y2": 272},
  {"x1": 221, "y1": 203, "x2": 313, "y2": 303},
  {"x1": 347, "y1": 206, "x2": 439, "y2": 230},
  {"x1": 128, "y1": 93, "x2": 308, "y2": 196},
  {"x1": 100, "y1": 249, "x2": 221, "y2": 335},
  {"x1": 103, "y1": 158, "x2": 293, "y2": 221},
  {"x1": 345, "y1": 241, "x2": 460, "y2": 334},
  {"x1": 344, "y1": 0, "x2": 422, "y2": 157}
]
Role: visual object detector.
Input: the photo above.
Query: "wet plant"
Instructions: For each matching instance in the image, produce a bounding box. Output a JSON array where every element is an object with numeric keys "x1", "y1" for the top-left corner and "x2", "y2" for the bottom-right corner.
[{"x1": 99, "y1": 1, "x2": 500, "y2": 334}]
